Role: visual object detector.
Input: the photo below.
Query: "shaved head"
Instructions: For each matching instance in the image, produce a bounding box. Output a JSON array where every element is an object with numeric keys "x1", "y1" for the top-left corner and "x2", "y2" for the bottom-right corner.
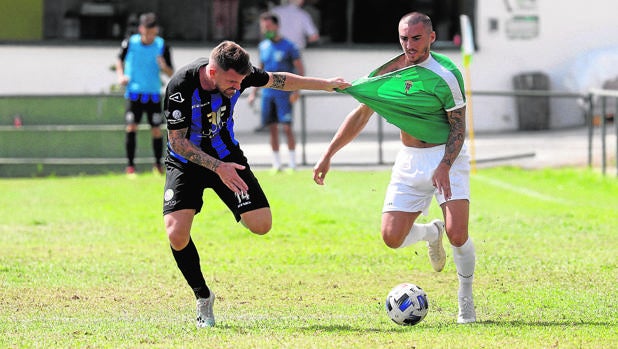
[{"x1": 399, "y1": 12, "x2": 433, "y2": 32}]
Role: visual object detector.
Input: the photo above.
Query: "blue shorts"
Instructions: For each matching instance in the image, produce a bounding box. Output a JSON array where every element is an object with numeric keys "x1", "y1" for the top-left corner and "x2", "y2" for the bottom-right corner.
[{"x1": 261, "y1": 91, "x2": 293, "y2": 125}]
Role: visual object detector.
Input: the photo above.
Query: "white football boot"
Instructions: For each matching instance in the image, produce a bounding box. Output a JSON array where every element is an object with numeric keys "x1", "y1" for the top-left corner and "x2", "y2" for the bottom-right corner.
[
  {"x1": 427, "y1": 220, "x2": 446, "y2": 272},
  {"x1": 196, "y1": 293, "x2": 216, "y2": 328},
  {"x1": 457, "y1": 295, "x2": 477, "y2": 324}
]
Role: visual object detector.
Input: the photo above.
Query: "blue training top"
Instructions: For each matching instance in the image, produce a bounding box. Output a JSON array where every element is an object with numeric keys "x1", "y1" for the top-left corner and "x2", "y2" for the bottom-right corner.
[
  {"x1": 122, "y1": 34, "x2": 166, "y2": 97},
  {"x1": 257, "y1": 38, "x2": 300, "y2": 97}
]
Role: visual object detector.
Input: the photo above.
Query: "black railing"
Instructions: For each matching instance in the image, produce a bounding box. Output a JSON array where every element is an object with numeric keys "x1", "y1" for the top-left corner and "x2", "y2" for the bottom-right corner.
[{"x1": 0, "y1": 89, "x2": 616, "y2": 176}]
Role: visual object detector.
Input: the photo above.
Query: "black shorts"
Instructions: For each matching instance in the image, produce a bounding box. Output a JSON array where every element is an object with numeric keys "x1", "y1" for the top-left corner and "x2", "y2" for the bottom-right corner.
[
  {"x1": 125, "y1": 93, "x2": 164, "y2": 126},
  {"x1": 162, "y1": 158, "x2": 270, "y2": 222}
]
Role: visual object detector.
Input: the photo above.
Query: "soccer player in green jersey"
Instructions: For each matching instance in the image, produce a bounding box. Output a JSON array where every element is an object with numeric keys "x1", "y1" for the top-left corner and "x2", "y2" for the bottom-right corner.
[{"x1": 313, "y1": 12, "x2": 476, "y2": 324}]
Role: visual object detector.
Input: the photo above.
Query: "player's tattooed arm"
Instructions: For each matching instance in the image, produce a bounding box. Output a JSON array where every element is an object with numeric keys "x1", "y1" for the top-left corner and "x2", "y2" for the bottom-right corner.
[
  {"x1": 441, "y1": 106, "x2": 466, "y2": 167},
  {"x1": 168, "y1": 128, "x2": 221, "y2": 172},
  {"x1": 266, "y1": 72, "x2": 349, "y2": 92},
  {"x1": 270, "y1": 73, "x2": 286, "y2": 89}
]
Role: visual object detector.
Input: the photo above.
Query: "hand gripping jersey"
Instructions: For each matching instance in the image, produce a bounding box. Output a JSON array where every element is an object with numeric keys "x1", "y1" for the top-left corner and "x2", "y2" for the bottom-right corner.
[
  {"x1": 339, "y1": 52, "x2": 466, "y2": 144},
  {"x1": 163, "y1": 58, "x2": 270, "y2": 165}
]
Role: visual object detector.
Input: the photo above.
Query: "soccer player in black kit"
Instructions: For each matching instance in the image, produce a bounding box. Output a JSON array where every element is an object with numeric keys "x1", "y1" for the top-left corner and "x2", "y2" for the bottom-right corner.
[{"x1": 162, "y1": 41, "x2": 349, "y2": 328}]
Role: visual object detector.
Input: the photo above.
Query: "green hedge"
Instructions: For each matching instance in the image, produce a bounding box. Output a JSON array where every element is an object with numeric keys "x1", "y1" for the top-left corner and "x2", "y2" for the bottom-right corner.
[{"x1": 0, "y1": 95, "x2": 125, "y2": 125}]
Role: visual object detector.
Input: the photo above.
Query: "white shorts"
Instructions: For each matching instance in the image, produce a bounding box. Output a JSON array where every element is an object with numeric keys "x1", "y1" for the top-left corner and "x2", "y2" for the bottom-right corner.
[{"x1": 383, "y1": 143, "x2": 470, "y2": 216}]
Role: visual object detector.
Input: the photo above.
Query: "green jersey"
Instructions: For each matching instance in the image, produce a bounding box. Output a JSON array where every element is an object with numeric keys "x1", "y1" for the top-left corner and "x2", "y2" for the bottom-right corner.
[{"x1": 339, "y1": 52, "x2": 466, "y2": 143}]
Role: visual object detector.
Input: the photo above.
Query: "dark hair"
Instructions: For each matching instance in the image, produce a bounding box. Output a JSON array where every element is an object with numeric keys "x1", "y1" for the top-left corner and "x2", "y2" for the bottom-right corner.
[
  {"x1": 139, "y1": 12, "x2": 158, "y2": 28},
  {"x1": 259, "y1": 12, "x2": 279, "y2": 25},
  {"x1": 399, "y1": 12, "x2": 433, "y2": 32},
  {"x1": 210, "y1": 41, "x2": 253, "y2": 75}
]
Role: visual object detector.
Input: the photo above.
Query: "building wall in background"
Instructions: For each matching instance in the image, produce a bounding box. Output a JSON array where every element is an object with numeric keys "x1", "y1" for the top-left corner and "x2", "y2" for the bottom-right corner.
[
  {"x1": 0, "y1": 0, "x2": 43, "y2": 40},
  {"x1": 5, "y1": 0, "x2": 618, "y2": 132}
]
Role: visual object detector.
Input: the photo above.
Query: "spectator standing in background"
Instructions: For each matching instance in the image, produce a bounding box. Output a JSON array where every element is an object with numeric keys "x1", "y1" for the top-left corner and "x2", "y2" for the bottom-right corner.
[
  {"x1": 271, "y1": 0, "x2": 320, "y2": 50},
  {"x1": 252, "y1": 0, "x2": 319, "y2": 133},
  {"x1": 116, "y1": 12, "x2": 174, "y2": 176},
  {"x1": 249, "y1": 12, "x2": 305, "y2": 172}
]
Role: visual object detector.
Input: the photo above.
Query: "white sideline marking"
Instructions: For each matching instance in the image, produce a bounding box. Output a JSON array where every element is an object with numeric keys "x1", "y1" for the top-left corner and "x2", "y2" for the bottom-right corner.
[{"x1": 473, "y1": 174, "x2": 567, "y2": 205}]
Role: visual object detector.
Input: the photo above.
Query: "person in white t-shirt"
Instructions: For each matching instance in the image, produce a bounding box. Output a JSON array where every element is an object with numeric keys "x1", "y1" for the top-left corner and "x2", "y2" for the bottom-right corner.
[{"x1": 271, "y1": 0, "x2": 319, "y2": 50}]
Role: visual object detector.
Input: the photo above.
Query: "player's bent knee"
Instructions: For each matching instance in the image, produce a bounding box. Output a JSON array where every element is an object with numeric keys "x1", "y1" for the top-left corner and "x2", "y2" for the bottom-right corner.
[
  {"x1": 164, "y1": 211, "x2": 194, "y2": 250},
  {"x1": 168, "y1": 232, "x2": 190, "y2": 250},
  {"x1": 383, "y1": 239, "x2": 401, "y2": 249},
  {"x1": 240, "y1": 208, "x2": 272, "y2": 235},
  {"x1": 250, "y1": 223, "x2": 271, "y2": 235},
  {"x1": 166, "y1": 223, "x2": 191, "y2": 248},
  {"x1": 382, "y1": 231, "x2": 404, "y2": 249},
  {"x1": 446, "y1": 231, "x2": 468, "y2": 247},
  {"x1": 241, "y1": 220, "x2": 271, "y2": 235}
]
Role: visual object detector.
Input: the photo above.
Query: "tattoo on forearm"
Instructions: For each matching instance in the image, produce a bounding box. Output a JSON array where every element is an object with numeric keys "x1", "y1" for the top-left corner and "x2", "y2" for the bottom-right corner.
[
  {"x1": 271, "y1": 73, "x2": 286, "y2": 89},
  {"x1": 169, "y1": 128, "x2": 221, "y2": 172},
  {"x1": 442, "y1": 107, "x2": 466, "y2": 167},
  {"x1": 192, "y1": 153, "x2": 220, "y2": 172},
  {"x1": 207, "y1": 157, "x2": 221, "y2": 172}
]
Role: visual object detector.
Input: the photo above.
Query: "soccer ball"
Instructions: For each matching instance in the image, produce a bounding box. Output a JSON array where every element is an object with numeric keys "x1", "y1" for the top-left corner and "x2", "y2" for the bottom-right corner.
[{"x1": 385, "y1": 283, "x2": 429, "y2": 326}]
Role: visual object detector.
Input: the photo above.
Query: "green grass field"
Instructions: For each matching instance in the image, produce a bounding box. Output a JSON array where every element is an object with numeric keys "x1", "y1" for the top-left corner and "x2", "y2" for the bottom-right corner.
[{"x1": 0, "y1": 167, "x2": 616, "y2": 348}]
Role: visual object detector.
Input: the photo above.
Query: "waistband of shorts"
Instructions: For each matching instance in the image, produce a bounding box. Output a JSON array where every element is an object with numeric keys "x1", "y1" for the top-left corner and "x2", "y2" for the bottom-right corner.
[
  {"x1": 400, "y1": 144, "x2": 446, "y2": 154},
  {"x1": 400, "y1": 142, "x2": 468, "y2": 154}
]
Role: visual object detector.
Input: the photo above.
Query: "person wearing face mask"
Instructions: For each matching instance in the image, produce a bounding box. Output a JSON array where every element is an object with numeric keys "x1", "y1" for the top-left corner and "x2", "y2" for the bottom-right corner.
[
  {"x1": 248, "y1": 12, "x2": 305, "y2": 173},
  {"x1": 116, "y1": 12, "x2": 174, "y2": 176}
]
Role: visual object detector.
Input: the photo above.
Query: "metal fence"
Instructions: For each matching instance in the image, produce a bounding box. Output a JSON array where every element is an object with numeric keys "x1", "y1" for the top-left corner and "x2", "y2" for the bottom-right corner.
[
  {"x1": 469, "y1": 89, "x2": 613, "y2": 176},
  {"x1": 0, "y1": 89, "x2": 616, "y2": 176},
  {"x1": 587, "y1": 88, "x2": 618, "y2": 176}
]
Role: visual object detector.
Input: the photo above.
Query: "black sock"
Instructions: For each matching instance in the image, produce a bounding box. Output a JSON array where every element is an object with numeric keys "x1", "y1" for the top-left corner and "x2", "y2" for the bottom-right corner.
[
  {"x1": 171, "y1": 238, "x2": 210, "y2": 299},
  {"x1": 126, "y1": 131, "x2": 136, "y2": 167},
  {"x1": 153, "y1": 137, "x2": 163, "y2": 165}
]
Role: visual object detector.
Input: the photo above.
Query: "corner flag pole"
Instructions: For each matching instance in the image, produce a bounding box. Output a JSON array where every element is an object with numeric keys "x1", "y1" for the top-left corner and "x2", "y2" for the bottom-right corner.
[{"x1": 460, "y1": 14, "x2": 477, "y2": 174}]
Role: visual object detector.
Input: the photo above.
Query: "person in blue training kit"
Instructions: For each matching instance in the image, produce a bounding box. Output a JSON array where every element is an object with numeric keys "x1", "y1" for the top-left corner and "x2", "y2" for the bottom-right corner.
[
  {"x1": 162, "y1": 40, "x2": 349, "y2": 328},
  {"x1": 249, "y1": 12, "x2": 305, "y2": 172},
  {"x1": 313, "y1": 12, "x2": 476, "y2": 324},
  {"x1": 116, "y1": 12, "x2": 174, "y2": 176}
]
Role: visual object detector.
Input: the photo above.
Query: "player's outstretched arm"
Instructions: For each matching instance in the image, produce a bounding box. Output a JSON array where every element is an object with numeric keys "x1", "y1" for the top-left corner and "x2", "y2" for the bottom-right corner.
[{"x1": 265, "y1": 72, "x2": 350, "y2": 92}]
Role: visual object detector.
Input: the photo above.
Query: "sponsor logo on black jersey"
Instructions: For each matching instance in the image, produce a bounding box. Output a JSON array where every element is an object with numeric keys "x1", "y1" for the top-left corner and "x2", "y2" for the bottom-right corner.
[{"x1": 169, "y1": 92, "x2": 184, "y2": 103}]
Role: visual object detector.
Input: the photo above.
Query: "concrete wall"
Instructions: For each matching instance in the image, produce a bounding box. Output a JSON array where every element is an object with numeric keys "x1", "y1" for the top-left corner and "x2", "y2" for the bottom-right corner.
[
  {"x1": 0, "y1": 44, "x2": 405, "y2": 135},
  {"x1": 5, "y1": 0, "x2": 618, "y2": 133},
  {"x1": 472, "y1": 0, "x2": 618, "y2": 130}
]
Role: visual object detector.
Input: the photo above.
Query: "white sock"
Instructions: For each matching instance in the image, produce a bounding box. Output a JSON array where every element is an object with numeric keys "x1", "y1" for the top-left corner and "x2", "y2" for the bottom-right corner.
[
  {"x1": 272, "y1": 151, "x2": 281, "y2": 169},
  {"x1": 398, "y1": 222, "x2": 438, "y2": 248},
  {"x1": 452, "y1": 238, "x2": 475, "y2": 297},
  {"x1": 289, "y1": 150, "x2": 296, "y2": 169}
]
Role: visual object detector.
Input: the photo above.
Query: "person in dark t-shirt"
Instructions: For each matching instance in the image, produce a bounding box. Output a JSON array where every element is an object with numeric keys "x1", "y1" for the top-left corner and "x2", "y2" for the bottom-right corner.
[{"x1": 162, "y1": 40, "x2": 349, "y2": 328}]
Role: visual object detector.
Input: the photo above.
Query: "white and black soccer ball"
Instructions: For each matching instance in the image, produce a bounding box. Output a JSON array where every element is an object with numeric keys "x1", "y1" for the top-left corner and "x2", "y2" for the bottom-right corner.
[{"x1": 385, "y1": 283, "x2": 429, "y2": 326}]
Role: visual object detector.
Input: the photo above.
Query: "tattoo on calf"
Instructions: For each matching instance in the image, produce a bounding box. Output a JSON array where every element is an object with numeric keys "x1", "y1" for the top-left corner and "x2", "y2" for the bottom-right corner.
[{"x1": 271, "y1": 73, "x2": 286, "y2": 89}]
